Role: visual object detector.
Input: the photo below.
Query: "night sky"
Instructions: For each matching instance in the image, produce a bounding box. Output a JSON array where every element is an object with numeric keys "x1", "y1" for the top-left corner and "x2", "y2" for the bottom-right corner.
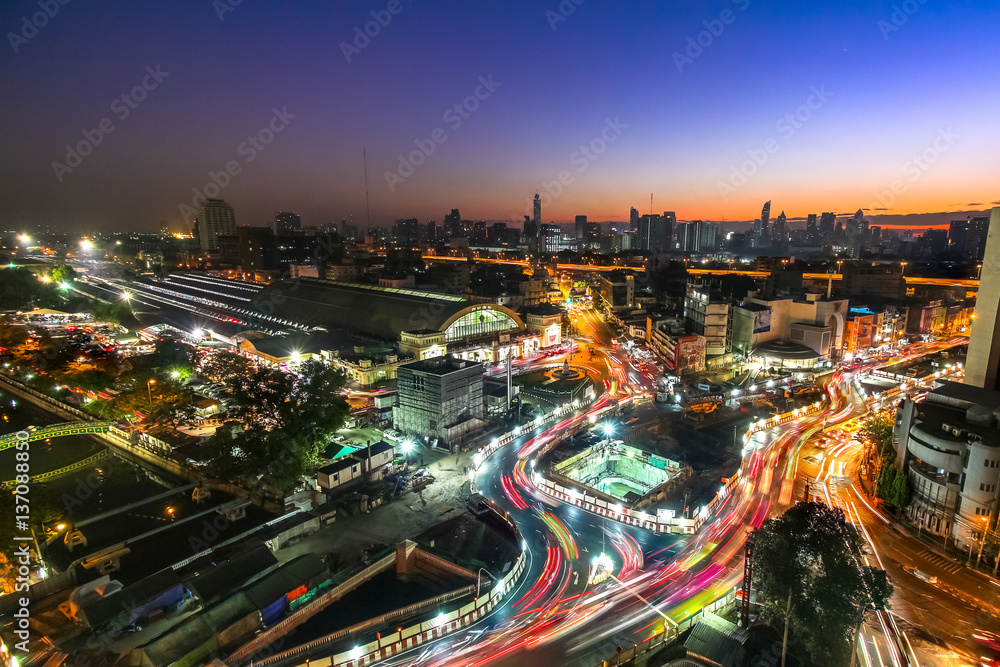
[{"x1": 2, "y1": 0, "x2": 999, "y2": 232}]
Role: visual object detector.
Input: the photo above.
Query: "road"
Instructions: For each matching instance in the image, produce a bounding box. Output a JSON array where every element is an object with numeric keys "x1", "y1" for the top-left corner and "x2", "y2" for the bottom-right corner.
[{"x1": 377, "y1": 344, "x2": 871, "y2": 666}]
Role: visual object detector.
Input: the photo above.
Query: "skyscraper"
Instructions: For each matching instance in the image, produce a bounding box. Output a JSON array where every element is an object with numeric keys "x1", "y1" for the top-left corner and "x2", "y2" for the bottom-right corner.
[
  {"x1": 806, "y1": 214, "x2": 818, "y2": 244},
  {"x1": 964, "y1": 206, "x2": 1000, "y2": 390},
  {"x1": 949, "y1": 216, "x2": 990, "y2": 261},
  {"x1": 575, "y1": 215, "x2": 587, "y2": 240},
  {"x1": 274, "y1": 211, "x2": 300, "y2": 234},
  {"x1": 819, "y1": 212, "x2": 836, "y2": 237},
  {"x1": 761, "y1": 201, "x2": 771, "y2": 238},
  {"x1": 196, "y1": 198, "x2": 237, "y2": 250},
  {"x1": 662, "y1": 211, "x2": 677, "y2": 249},
  {"x1": 533, "y1": 194, "x2": 541, "y2": 226},
  {"x1": 772, "y1": 211, "x2": 787, "y2": 245},
  {"x1": 443, "y1": 209, "x2": 462, "y2": 238},
  {"x1": 638, "y1": 214, "x2": 661, "y2": 252},
  {"x1": 629, "y1": 206, "x2": 640, "y2": 231}
]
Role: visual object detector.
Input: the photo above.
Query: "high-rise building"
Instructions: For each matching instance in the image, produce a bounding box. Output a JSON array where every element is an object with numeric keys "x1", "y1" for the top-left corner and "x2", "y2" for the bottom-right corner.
[
  {"x1": 393, "y1": 218, "x2": 420, "y2": 243},
  {"x1": 806, "y1": 214, "x2": 818, "y2": 244},
  {"x1": 760, "y1": 200, "x2": 771, "y2": 245},
  {"x1": 533, "y1": 194, "x2": 541, "y2": 226},
  {"x1": 583, "y1": 222, "x2": 601, "y2": 248},
  {"x1": 629, "y1": 207, "x2": 640, "y2": 231},
  {"x1": 662, "y1": 211, "x2": 677, "y2": 249},
  {"x1": 489, "y1": 222, "x2": 508, "y2": 246},
  {"x1": 393, "y1": 356, "x2": 485, "y2": 453},
  {"x1": 819, "y1": 212, "x2": 836, "y2": 237},
  {"x1": 575, "y1": 215, "x2": 587, "y2": 240},
  {"x1": 238, "y1": 226, "x2": 278, "y2": 273},
  {"x1": 443, "y1": 209, "x2": 462, "y2": 238},
  {"x1": 523, "y1": 215, "x2": 538, "y2": 241},
  {"x1": 949, "y1": 216, "x2": 990, "y2": 261},
  {"x1": 638, "y1": 214, "x2": 661, "y2": 252},
  {"x1": 772, "y1": 211, "x2": 787, "y2": 246},
  {"x1": 275, "y1": 211, "x2": 300, "y2": 234},
  {"x1": 965, "y1": 207, "x2": 1000, "y2": 390},
  {"x1": 196, "y1": 198, "x2": 237, "y2": 250}
]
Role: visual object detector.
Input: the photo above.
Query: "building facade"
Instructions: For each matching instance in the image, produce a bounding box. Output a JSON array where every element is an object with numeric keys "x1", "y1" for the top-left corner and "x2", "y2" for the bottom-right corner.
[
  {"x1": 197, "y1": 198, "x2": 237, "y2": 251},
  {"x1": 893, "y1": 383, "x2": 1000, "y2": 556},
  {"x1": 393, "y1": 356, "x2": 485, "y2": 453}
]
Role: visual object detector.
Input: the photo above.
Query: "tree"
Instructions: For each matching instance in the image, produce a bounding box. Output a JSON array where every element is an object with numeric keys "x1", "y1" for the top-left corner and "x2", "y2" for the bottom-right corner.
[
  {"x1": 91, "y1": 300, "x2": 133, "y2": 326},
  {"x1": 752, "y1": 502, "x2": 892, "y2": 666},
  {"x1": 50, "y1": 264, "x2": 78, "y2": 285},
  {"x1": 199, "y1": 351, "x2": 254, "y2": 386},
  {"x1": 203, "y1": 360, "x2": 350, "y2": 493}
]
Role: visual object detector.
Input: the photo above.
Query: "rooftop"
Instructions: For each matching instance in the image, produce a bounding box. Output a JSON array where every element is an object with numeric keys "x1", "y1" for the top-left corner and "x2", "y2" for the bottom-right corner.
[{"x1": 399, "y1": 355, "x2": 484, "y2": 376}]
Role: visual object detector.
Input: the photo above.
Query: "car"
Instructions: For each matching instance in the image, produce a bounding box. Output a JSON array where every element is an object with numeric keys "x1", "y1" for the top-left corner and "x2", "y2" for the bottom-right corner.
[
  {"x1": 382, "y1": 429, "x2": 404, "y2": 443},
  {"x1": 974, "y1": 630, "x2": 1000, "y2": 652}
]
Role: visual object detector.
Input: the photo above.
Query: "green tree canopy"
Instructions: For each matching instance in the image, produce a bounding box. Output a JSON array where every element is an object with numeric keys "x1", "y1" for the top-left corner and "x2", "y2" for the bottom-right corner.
[
  {"x1": 203, "y1": 359, "x2": 350, "y2": 493},
  {"x1": 50, "y1": 264, "x2": 78, "y2": 285},
  {"x1": 91, "y1": 300, "x2": 133, "y2": 325},
  {"x1": 752, "y1": 502, "x2": 892, "y2": 666}
]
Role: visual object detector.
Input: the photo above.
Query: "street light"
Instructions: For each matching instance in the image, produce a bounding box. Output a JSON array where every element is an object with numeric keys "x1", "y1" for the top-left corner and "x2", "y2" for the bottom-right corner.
[{"x1": 147, "y1": 378, "x2": 156, "y2": 403}]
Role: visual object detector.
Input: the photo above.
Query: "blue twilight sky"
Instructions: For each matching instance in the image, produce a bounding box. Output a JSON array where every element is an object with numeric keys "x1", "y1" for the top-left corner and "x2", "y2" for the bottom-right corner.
[{"x1": 1, "y1": 0, "x2": 998, "y2": 233}]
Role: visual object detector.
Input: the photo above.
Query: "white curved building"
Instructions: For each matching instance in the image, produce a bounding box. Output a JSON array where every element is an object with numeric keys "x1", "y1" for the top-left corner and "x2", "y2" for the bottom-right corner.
[{"x1": 894, "y1": 382, "x2": 1000, "y2": 554}]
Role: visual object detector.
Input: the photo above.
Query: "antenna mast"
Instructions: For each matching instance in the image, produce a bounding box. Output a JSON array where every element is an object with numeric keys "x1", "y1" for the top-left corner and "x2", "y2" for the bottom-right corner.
[{"x1": 363, "y1": 148, "x2": 372, "y2": 228}]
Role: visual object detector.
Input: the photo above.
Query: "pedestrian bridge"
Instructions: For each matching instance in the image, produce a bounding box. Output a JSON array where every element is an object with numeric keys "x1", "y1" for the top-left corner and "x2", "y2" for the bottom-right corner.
[{"x1": 0, "y1": 421, "x2": 114, "y2": 452}]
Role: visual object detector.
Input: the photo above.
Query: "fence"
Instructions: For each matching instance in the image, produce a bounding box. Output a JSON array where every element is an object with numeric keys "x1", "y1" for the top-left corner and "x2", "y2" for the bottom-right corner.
[
  {"x1": 226, "y1": 553, "x2": 397, "y2": 665},
  {"x1": 593, "y1": 589, "x2": 739, "y2": 667},
  {"x1": 248, "y1": 551, "x2": 527, "y2": 667}
]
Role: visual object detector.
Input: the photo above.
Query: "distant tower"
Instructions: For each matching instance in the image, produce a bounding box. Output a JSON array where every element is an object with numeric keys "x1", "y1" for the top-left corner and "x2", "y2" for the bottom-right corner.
[
  {"x1": 629, "y1": 206, "x2": 640, "y2": 232},
  {"x1": 533, "y1": 194, "x2": 541, "y2": 226},
  {"x1": 761, "y1": 200, "x2": 772, "y2": 243}
]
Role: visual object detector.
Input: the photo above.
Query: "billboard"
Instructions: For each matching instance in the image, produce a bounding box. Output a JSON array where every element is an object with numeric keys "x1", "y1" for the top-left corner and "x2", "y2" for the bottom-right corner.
[{"x1": 753, "y1": 310, "x2": 771, "y2": 334}]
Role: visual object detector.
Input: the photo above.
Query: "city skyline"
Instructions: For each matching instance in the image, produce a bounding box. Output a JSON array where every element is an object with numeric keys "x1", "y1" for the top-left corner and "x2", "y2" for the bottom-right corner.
[{"x1": 2, "y1": 1, "x2": 1000, "y2": 231}]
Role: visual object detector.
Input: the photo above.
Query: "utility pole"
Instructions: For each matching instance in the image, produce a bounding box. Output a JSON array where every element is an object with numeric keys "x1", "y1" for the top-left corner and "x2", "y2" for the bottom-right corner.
[{"x1": 780, "y1": 588, "x2": 792, "y2": 667}]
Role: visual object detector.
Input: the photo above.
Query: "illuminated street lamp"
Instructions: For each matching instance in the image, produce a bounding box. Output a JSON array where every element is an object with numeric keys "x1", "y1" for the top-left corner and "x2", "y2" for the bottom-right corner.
[{"x1": 147, "y1": 378, "x2": 156, "y2": 402}]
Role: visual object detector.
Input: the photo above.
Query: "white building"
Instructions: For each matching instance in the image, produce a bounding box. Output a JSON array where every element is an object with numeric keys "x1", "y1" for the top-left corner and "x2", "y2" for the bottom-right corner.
[{"x1": 894, "y1": 383, "x2": 1000, "y2": 555}]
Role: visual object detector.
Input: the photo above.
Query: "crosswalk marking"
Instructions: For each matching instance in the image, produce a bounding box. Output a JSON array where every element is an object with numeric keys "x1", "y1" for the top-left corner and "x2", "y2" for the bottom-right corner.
[{"x1": 917, "y1": 549, "x2": 964, "y2": 574}]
